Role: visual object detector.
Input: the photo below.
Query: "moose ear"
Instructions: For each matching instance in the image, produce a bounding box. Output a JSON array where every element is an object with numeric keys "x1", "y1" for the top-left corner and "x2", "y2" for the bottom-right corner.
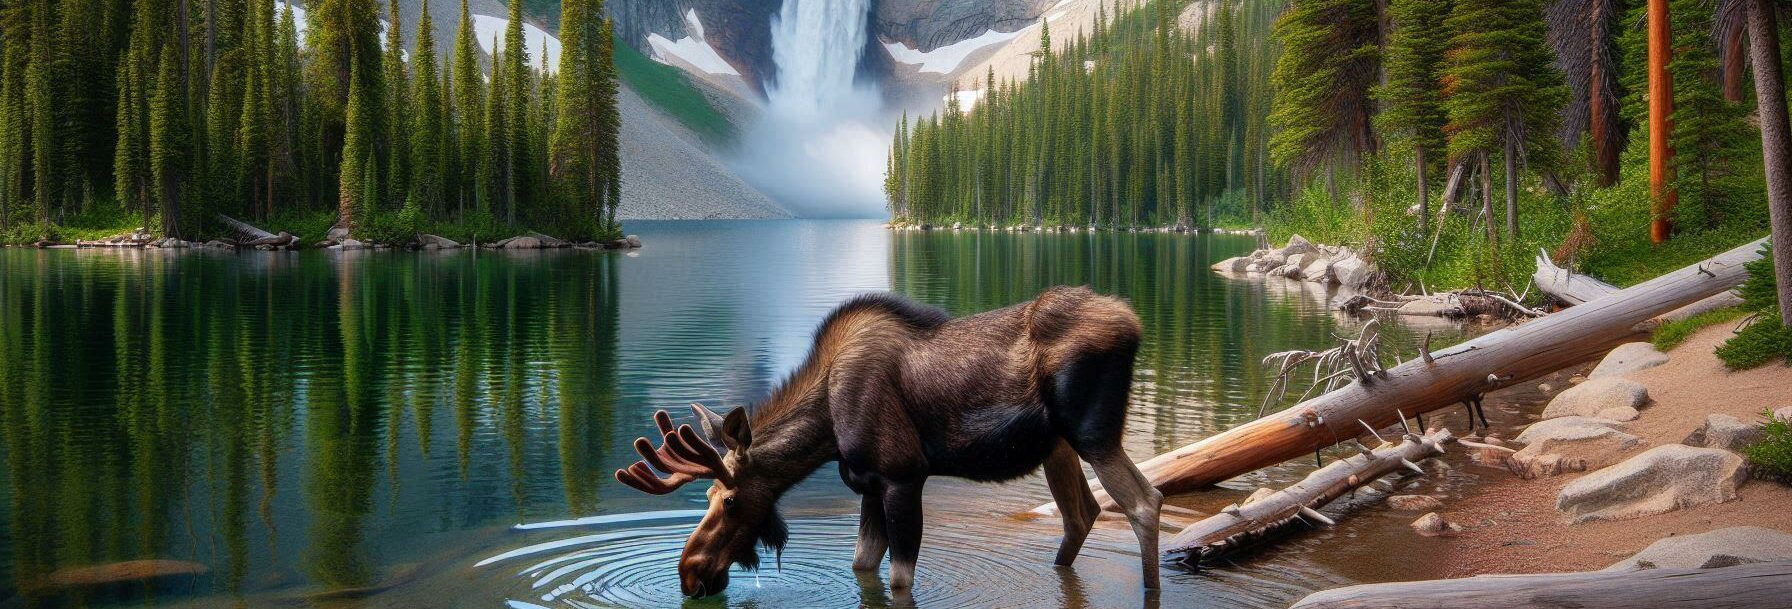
[
  {"x1": 690, "y1": 403, "x2": 728, "y2": 452},
  {"x1": 721, "y1": 408, "x2": 753, "y2": 453}
]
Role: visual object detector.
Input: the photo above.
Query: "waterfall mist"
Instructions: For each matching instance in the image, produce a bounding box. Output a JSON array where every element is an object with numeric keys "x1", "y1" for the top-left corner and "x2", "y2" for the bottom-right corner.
[{"x1": 735, "y1": 0, "x2": 890, "y2": 219}]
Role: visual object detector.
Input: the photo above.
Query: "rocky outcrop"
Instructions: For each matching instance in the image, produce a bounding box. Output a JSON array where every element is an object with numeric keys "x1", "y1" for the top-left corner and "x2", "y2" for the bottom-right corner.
[
  {"x1": 1556, "y1": 444, "x2": 1747, "y2": 523},
  {"x1": 1215, "y1": 237, "x2": 1377, "y2": 290},
  {"x1": 1589, "y1": 342, "x2": 1670, "y2": 379},
  {"x1": 1511, "y1": 416, "x2": 1642, "y2": 478},
  {"x1": 1540, "y1": 377, "x2": 1649, "y2": 421},
  {"x1": 1605, "y1": 526, "x2": 1792, "y2": 571},
  {"x1": 1683, "y1": 414, "x2": 1766, "y2": 452},
  {"x1": 875, "y1": 0, "x2": 1050, "y2": 55},
  {"x1": 608, "y1": 0, "x2": 780, "y2": 86}
]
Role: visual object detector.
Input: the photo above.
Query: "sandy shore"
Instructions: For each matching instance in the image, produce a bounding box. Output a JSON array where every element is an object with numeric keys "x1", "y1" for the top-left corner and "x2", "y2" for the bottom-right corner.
[{"x1": 1435, "y1": 320, "x2": 1792, "y2": 577}]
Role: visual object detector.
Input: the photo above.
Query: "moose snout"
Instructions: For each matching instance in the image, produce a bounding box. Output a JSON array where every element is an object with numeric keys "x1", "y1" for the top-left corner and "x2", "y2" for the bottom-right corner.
[{"x1": 679, "y1": 555, "x2": 730, "y2": 598}]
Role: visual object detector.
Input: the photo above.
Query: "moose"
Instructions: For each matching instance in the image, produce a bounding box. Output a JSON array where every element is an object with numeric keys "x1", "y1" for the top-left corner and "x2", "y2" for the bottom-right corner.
[{"x1": 614, "y1": 287, "x2": 1162, "y2": 597}]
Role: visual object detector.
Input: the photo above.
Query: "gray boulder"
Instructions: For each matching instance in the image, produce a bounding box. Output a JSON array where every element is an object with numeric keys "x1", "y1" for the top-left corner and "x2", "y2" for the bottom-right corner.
[
  {"x1": 1410, "y1": 512, "x2": 1459, "y2": 535},
  {"x1": 1212, "y1": 256, "x2": 1251, "y2": 272},
  {"x1": 1331, "y1": 255, "x2": 1377, "y2": 289},
  {"x1": 504, "y1": 236, "x2": 544, "y2": 250},
  {"x1": 1282, "y1": 234, "x2": 1316, "y2": 257},
  {"x1": 1604, "y1": 526, "x2": 1792, "y2": 571},
  {"x1": 418, "y1": 234, "x2": 461, "y2": 249},
  {"x1": 1286, "y1": 252, "x2": 1308, "y2": 271},
  {"x1": 1261, "y1": 251, "x2": 1288, "y2": 268},
  {"x1": 1512, "y1": 416, "x2": 1642, "y2": 478},
  {"x1": 1683, "y1": 414, "x2": 1766, "y2": 452},
  {"x1": 1541, "y1": 377, "x2": 1650, "y2": 420},
  {"x1": 1589, "y1": 342, "x2": 1671, "y2": 379},
  {"x1": 1301, "y1": 257, "x2": 1333, "y2": 283},
  {"x1": 625, "y1": 235, "x2": 643, "y2": 248},
  {"x1": 333, "y1": 239, "x2": 368, "y2": 251},
  {"x1": 1556, "y1": 444, "x2": 1747, "y2": 523}
]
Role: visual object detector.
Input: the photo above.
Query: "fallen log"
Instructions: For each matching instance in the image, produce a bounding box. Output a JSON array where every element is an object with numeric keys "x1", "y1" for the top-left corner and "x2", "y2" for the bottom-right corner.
[
  {"x1": 1533, "y1": 248, "x2": 1619, "y2": 306},
  {"x1": 1167, "y1": 428, "x2": 1452, "y2": 563},
  {"x1": 1039, "y1": 237, "x2": 1767, "y2": 514},
  {"x1": 216, "y1": 214, "x2": 278, "y2": 242},
  {"x1": 1534, "y1": 247, "x2": 1746, "y2": 330},
  {"x1": 1288, "y1": 560, "x2": 1792, "y2": 609}
]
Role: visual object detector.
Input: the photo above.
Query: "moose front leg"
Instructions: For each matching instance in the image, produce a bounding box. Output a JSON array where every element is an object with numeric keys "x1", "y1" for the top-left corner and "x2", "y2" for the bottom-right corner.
[
  {"x1": 853, "y1": 492, "x2": 888, "y2": 571},
  {"x1": 880, "y1": 479, "x2": 926, "y2": 590}
]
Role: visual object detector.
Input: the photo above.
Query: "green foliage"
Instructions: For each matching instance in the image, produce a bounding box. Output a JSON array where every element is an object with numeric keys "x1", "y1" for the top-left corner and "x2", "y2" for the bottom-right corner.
[
  {"x1": 1716, "y1": 248, "x2": 1791, "y2": 370},
  {"x1": 612, "y1": 40, "x2": 732, "y2": 143},
  {"x1": 354, "y1": 200, "x2": 424, "y2": 245},
  {"x1": 1269, "y1": 0, "x2": 1381, "y2": 174},
  {"x1": 0, "y1": 0, "x2": 621, "y2": 244},
  {"x1": 1376, "y1": 0, "x2": 1450, "y2": 168},
  {"x1": 1652, "y1": 307, "x2": 1748, "y2": 351},
  {"x1": 1743, "y1": 412, "x2": 1792, "y2": 482}
]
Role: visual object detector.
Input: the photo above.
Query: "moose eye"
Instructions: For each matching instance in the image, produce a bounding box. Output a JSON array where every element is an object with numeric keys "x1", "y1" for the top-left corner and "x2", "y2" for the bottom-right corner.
[{"x1": 722, "y1": 497, "x2": 735, "y2": 510}]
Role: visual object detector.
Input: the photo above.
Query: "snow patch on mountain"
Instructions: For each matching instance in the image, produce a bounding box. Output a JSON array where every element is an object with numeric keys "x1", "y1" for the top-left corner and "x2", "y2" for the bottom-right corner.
[
  {"x1": 472, "y1": 14, "x2": 562, "y2": 72},
  {"x1": 647, "y1": 10, "x2": 740, "y2": 76}
]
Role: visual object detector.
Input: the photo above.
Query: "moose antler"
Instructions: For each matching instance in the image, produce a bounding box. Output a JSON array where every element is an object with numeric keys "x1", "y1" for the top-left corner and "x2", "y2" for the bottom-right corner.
[{"x1": 614, "y1": 410, "x2": 734, "y2": 494}]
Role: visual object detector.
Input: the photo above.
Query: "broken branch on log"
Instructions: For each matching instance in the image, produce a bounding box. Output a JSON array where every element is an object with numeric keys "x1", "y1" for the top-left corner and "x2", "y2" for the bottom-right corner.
[
  {"x1": 1288, "y1": 560, "x2": 1792, "y2": 609},
  {"x1": 1167, "y1": 428, "x2": 1452, "y2": 565},
  {"x1": 1037, "y1": 237, "x2": 1767, "y2": 515}
]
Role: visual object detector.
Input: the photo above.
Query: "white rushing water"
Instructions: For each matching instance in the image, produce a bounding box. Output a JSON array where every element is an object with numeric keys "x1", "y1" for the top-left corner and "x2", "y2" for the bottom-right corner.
[{"x1": 735, "y1": 0, "x2": 889, "y2": 218}]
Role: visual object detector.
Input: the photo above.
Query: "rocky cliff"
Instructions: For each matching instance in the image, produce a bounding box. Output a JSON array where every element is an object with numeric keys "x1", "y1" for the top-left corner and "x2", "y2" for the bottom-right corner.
[{"x1": 874, "y1": 0, "x2": 1053, "y2": 53}]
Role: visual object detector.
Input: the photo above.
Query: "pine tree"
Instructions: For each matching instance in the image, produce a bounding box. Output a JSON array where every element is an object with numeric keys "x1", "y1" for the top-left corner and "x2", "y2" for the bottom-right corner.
[
  {"x1": 339, "y1": 63, "x2": 373, "y2": 233},
  {"x1": 1443, "y1": 0, "x2": 1566, "y2": 239},
  {"x1": 115, "y1": 23, "x2": 154, "y2": 226},
  {"x1": 1376, "y1": 0, "x2": 1450, "y2": 229},
  {"x1": 482, "y1": 33, "x2": 507, "y2": 218},
  {"x1": 501, "y1": 0, "x2": 529, "y2": 225},
  {"x1": 409, "y1": 0, "x2": 445, "y2": 212},
  {"x1": 449, "y1": 0, "x2": 483, "y2": 214},
  {"x1": 382, "y1": 0, "x2": 408, "y2": 208},
  {"x1": 550, "y1": 0, "x2": 612, "y2": 238},
  {"x1": 150, "y1": 41, "x2": 191, "y2": 237},
  {"x1": 1268, "y1": 0, "x2": 1381, "y2": 181},
  {"x1": 1666, "y1": 0, "x2": 1752, "y2": 231}
]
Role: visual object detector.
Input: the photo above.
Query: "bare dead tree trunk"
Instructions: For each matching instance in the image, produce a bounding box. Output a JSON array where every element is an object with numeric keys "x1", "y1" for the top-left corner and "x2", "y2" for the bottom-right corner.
[
  {"x1": 1504, "y1": 137, "x2": 1519, "y2": 239},
  {"x1": 1747, "y1": 0, "x2": 1792, "y2": 326},
  {"x1": 1416, "y1": 146, "x2": 1430, "y2": 231}
]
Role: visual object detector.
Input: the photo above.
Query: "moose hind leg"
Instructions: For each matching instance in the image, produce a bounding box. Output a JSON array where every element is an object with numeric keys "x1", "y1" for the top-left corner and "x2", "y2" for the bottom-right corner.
[
  {"x1": 1043, "y1": 440, "x2": 1100, "y2": 566},
  {"x1": 854, "y1": 493, "x2": 889, "y2": 571},
  {"x1": 1081, "y1": 448, "x2": 1162, "y2": 590},
  {"x1": 880, "y1": 479, "x2": 926, "y2": 590}
]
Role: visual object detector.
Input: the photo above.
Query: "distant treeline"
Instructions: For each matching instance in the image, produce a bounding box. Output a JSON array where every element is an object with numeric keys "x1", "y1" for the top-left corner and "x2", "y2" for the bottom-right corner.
[
  {"x1": 0, "y1": 0, "x2": 623, "y2": 242},
  {"x1": 888, "y1": 0, "x2": 1768, "y2": 241},
  {"x1": 887, "y1": 0, "x2": 1284, "y2": 228}
]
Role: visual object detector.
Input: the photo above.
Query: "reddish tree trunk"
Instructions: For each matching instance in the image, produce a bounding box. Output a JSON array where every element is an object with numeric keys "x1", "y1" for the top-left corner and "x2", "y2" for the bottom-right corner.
[{"x1": 1649, "y1": 0, "x2": 1676, "y2": 243}]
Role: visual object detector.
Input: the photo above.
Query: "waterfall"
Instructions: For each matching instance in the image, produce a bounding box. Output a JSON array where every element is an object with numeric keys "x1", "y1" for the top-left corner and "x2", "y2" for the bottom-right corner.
[{"x1": 735, "y1": 0, "x2": 889, "y2": 218}]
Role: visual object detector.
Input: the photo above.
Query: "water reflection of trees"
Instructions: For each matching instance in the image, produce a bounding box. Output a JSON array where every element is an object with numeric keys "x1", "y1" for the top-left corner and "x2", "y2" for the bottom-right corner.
[
  {"x1": 885, "y1": 232, "x2": 1446, "y2": 454},
  {"x1": 0, "y1": 250, "x2": 621, "y2": 603}
]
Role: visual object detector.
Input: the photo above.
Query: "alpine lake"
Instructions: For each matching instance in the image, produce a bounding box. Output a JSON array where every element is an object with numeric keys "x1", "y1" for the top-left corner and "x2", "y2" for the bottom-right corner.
[{"x1": 0, "y1": 220, "x2": 1502, "y2": 608}]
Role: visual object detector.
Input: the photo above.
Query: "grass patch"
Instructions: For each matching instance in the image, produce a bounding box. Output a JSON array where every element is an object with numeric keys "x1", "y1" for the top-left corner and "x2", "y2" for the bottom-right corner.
[
  {"x1": 1744, "y1": 411, "x2": 1792, "y2": 483},
  {"x1": 1652, "y1": 307, "x2": 1748, "y2": 351},
  {"x1": 613, "y1": 39, "x2": 734, "y2": 144}
]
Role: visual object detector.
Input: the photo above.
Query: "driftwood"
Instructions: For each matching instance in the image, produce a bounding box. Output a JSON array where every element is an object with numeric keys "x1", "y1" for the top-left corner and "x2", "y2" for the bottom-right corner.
[
  {"x1": 1533, "y1": 248, "x2": 1620, "y2": 305},
  {"x1": 1535, "y1": 247, "x2": 1746, "y2": 330},
  {"x1": 1039, "y1": 237, "x2": 1768, "y2": 514},
  {"x1": 1288, "y1": 560, "x2": 1792, "y2": 609},
  {"x1": 1167, "y1": 428, "x2": 1452, "y2": 564}
]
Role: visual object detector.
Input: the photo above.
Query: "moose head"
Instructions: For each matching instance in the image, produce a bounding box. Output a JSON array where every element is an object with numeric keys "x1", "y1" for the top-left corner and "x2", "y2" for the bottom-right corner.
[{"x1": 614, "y1": 404, "x2": 786, "y2": 598}]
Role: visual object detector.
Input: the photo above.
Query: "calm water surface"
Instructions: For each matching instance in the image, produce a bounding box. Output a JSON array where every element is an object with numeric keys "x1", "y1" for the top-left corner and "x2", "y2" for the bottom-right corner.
[{"x1": 0, "y1": 221, "x2": 1483, "y2": 609}]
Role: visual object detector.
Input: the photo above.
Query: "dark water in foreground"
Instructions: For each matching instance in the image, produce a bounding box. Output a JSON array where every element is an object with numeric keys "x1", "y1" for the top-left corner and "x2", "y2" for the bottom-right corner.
[{"x1": 0, "y1": 221, "x2": 1482, "y2": 608}]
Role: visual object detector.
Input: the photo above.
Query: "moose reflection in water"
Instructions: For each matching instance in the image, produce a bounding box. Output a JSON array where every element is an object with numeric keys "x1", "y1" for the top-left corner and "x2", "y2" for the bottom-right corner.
[{"x1": 615, "y1": 288, "x2": 1164, "y2": 597}]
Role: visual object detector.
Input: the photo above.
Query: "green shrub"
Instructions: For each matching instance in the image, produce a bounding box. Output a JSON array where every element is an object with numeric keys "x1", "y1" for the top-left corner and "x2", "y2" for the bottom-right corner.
[
  {"x1": 354, "y1": 203, "x2": 423, "y2": 245},
  {"x1": 1744, "y1": 411, "x2": 1792, "y2": 483},
  {"x1": 1716, "y1": 246, "x2": 1792, "y2": 369},
  {"x1": 1652, "y1": 307, "x2": 1749, "y2": 351}
]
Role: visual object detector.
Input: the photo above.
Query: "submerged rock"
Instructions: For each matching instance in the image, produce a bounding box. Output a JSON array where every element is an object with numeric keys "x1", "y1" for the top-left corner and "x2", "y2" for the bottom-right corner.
[
  {"x1": 1556, "y1": 444, "x2": 1747, "y2": 523},
  {"x1": 1589, "y1": 342, "x2": 1670, "y2": 379},
  {"x1": 1683, "y1": 414, "x2": 1766, "y2": 452},
  {"x1": 1386, "y1": 495, "x2": 1444, "y2": 511},
  {"x1": 1541, "y1": 377, "x2": 1650, "y2": 420},
  {"x1": 42, "y1": 559, "x2": 208, "y2": 588},
  {"x1": 1410, "y1": 512, "x2": 1458, "y2": 535},
  {"x1": 1604, "y1": 526, "x2": 1792, "y2": 571},
  {"x1": 418, "y1": 234, "x2": 461, "y2": 249}
]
